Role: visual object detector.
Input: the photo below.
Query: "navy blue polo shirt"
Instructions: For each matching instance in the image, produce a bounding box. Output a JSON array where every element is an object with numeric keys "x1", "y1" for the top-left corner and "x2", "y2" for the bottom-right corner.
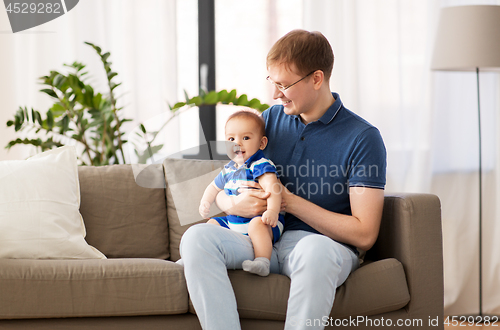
[{"x1": 261, "y1": 92, "x2": 387, "y2": 236}]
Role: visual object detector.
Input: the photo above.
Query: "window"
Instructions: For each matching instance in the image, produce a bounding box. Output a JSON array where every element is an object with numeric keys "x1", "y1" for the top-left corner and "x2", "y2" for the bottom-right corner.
[{"x1": 176, "y1": 0, "x2": 304, "y2": 158}]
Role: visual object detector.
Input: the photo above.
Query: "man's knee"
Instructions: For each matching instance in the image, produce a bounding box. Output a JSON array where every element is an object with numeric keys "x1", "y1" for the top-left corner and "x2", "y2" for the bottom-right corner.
[
  {"x1": 292, "y1": 234, "x2": 346, "y2": 270},
  {"x1": 180, "y1": 223, "x2": 219, "y2": 257}
]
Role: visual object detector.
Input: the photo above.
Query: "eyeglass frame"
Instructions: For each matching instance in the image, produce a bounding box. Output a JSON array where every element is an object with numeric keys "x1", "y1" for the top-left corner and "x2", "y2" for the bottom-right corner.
[{"x1": 266, "y1": 70, "x2": 317, "y2": 93}]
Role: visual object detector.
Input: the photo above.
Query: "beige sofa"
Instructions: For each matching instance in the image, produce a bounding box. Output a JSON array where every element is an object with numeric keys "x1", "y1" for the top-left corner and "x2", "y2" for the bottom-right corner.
[{"x1": 0, "y1": 159, "x2": 444, "y2": 329}]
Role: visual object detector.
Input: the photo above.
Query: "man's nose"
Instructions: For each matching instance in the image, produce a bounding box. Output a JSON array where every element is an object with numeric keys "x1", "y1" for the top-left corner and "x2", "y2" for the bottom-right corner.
[{"x1": 272, "y1": 85, "x2": 284, "y2": 100}]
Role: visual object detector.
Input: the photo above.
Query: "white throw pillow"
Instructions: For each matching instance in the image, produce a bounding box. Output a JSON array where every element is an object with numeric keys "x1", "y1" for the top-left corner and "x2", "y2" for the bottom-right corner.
[{"x1": 0, "y1": 146, "x2": 106, "y2": 259}]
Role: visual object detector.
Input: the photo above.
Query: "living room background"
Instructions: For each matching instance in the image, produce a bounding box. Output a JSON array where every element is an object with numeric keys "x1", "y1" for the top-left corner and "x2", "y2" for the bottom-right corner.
[{"x1": 1, "y1": 0, "x2": 500, "y2": 317}]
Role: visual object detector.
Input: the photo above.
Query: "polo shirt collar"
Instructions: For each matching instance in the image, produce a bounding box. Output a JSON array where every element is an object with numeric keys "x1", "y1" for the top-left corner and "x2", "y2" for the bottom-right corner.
[
  {"x1": 293, "y1": 92, "x2": 343, "y2": 125},
  {"x1": 226, "y1": 149, "x2": 265, "y2": 169},
  {"x1": 319, "y1": 92, "x2": 343, "y2": 124}
]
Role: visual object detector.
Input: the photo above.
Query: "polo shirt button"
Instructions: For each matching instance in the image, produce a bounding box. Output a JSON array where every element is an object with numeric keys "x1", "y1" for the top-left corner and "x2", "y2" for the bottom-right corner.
[{"x1": 301, "y1": 137, "x2": 305, "y2": 141}]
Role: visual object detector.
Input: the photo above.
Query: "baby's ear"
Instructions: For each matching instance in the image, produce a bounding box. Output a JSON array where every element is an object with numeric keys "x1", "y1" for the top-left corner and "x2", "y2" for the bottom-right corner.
[{"x1": 260, "y1": 136, "x2": 268, "y2": 150}]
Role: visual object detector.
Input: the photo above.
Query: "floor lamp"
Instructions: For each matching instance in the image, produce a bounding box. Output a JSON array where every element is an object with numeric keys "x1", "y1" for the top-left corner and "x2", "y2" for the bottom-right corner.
[{"x1": 431, "y1": 5, "x2": 500, "y2": 317}]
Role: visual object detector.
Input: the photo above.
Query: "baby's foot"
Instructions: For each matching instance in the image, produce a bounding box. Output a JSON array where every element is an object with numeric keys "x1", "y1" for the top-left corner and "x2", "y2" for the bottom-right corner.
[{"x1": 242, "y1": 257, "x2": 270, "y2": 276}]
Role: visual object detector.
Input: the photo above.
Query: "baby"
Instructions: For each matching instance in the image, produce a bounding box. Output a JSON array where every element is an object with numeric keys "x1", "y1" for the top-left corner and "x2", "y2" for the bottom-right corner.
[{"x1": 199, "y1": 109, "x2": 284, "y2": 276}]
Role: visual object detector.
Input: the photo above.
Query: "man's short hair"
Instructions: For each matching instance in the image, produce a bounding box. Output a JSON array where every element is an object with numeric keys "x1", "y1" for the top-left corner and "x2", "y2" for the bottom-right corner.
[
  {"x1": 267, "y1": 29, "x2": 334, "y2": 81},
  {"x1": 226, "y1": 109, "x2": 266, "y2": 137}
]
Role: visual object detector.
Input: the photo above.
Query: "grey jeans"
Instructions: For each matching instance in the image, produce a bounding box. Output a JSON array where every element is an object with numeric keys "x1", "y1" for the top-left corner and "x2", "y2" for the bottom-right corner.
[{"x1": 179, "y1": 223, "x2": 359, "y2": 330}]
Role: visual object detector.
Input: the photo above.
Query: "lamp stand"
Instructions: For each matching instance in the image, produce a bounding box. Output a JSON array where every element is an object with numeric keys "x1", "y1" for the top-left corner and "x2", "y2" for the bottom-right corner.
[{"x1": 476, "y1": 67, "x2": 483, "y2": 317}]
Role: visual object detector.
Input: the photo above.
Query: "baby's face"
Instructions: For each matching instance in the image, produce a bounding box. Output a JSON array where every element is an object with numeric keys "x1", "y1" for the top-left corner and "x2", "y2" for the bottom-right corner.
[{"x1": 225, "y1": 117, "x2": 264, "y2": 165}]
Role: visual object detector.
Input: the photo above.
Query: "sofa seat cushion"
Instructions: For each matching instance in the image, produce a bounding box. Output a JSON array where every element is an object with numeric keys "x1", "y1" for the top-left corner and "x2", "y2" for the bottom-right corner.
[
  {"x1": 188, "y1": 258, "x2": 409, "y2": 320},
  {"x1": 0, "y1": 259, "x2": 187, "y2": 319}
]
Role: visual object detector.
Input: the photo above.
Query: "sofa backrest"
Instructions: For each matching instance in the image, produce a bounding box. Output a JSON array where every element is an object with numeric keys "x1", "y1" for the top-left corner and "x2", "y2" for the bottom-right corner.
[
  {"x1": 163, "y1": 158, "x2": 228, "y2": 261},
  {"x1": 80, "y1": 162, "x2": 437, "y2": 264},
  {"x1": 78, "y1": 165, "x2": 169, "y2": 259}
]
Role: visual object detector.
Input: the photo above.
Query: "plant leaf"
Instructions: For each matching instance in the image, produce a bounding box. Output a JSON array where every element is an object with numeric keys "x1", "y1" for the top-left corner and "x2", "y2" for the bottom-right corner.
[
  {"x1": 204, "y1": 91, "x2": 219, "y2": 104},
  {"x1": 35, "y1": 111, "x2": 43, "y2": 125},
  {"x1": 259, "y1": 103, "x2": 270, "y2": 112},
  {"x1": 226, "y1": 89, "x2": 237, "y2": 103},
  {"x1": 46, "y1": 110, "x2": 54, "y2": 130},
  {"x1": 60, "y1": 115, "x2": 70, "y2": 133},
  {"x1": 102, "y1": 52, "x2": 110, "y2": 62},
  {"x1": 236, "y1": 94, "x2": 248, "y2": 106},
  {"x1": 218, "y1": 90, "x2": 229, "y2": 103},
  {"x1": 172, "y1": 102, "x2": 186, "y2": 110},
  {"x1": 110, "y1": 82, "x2": 122, "y2": 91},
  {"x1": 191, "y1": 96, "x2": 202, "y2": 106},
  {"x1": 136, "y1": 144, "x2": 164, "y2": 164},
  {"x1": 248, "y1": 98, "x2": 261, "y2": 109},
  {"x1": 53, "y1": 74, "x2": 64, "y2": 88},
  {"x1": 107, "y1": 72, "x2": 118, "y2": 80},
  {"x1": 40, "y1": 89, "x2": 58, "y2": 99}
]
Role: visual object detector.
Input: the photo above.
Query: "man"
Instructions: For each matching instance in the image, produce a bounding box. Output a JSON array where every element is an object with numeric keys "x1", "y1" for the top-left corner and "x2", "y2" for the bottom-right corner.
[{"x1": 179, "y1": 29, "x2": 387, "y2": 330}]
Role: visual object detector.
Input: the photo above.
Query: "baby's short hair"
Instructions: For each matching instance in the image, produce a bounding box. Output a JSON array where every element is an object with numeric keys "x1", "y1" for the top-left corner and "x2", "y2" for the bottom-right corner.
[{"x1": 226, "y1": 109, "x2": 266, "y2": 137}]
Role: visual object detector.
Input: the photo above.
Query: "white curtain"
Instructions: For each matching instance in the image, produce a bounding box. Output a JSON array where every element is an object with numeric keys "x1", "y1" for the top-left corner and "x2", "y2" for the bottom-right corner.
[
  {"x1": 303, "y1": 0, "x2": 500, "y2": 316},
  {"x1": 3, "y1": 0, "x2": 500, "y2": 317},
  {"x1": 0, "y1": 0, "x2": 178, "y2": 163}
]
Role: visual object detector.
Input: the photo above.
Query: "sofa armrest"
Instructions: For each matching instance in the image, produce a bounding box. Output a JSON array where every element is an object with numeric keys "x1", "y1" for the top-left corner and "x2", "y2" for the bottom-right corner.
[{"x1": 365, "y1": 193, "x2": 444, "y2": 321}]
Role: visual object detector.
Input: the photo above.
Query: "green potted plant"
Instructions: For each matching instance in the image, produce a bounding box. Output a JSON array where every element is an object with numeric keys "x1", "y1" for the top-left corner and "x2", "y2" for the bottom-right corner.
[
  {"x1": 6, "y1": 42, "x2": 270, "y2": 165},
  {"x1": 6, "y1": 42, "x2": 128, "y2": 166}
]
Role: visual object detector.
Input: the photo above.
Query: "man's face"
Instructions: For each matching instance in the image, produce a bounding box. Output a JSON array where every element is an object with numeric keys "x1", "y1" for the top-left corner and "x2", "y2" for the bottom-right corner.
[
  {"x1": 225, "y1": 117, "x2": 266, "y2": 166},
  {"x1": 267, "y1": 63, "x2": 316, "y2": 118}
]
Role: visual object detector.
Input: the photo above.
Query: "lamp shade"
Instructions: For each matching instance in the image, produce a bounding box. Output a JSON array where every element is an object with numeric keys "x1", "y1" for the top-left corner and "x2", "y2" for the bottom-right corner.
[{"x1": 431, "y1": 5, "x2": 500, "y2": 71}]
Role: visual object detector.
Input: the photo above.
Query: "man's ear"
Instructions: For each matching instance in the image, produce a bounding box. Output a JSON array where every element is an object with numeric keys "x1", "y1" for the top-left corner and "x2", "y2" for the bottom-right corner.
[
  {"x1": 260, "y1": 136, "x2": 268, "y2": 150},
  {"x1": 312, "y1": 70, "x2": 324, "y2": 90}
]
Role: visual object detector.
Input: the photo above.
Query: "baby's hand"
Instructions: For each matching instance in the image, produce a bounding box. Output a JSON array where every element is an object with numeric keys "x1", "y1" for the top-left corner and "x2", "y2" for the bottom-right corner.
[
  {"x1": 199, "y1": 200, "x2": 211, "y2": 219},
  {"x1": 262, "y1": 210, "x2": 279, "y2": 228}
]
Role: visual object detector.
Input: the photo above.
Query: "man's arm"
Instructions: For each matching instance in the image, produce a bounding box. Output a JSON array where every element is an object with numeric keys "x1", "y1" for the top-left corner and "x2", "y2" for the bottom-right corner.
[
  {"x1": 282, "y1": 185, "x2": 384, "y2": 251},
  {"x1": 215, "y1": 183, "x2": 270, "y2": 219}
]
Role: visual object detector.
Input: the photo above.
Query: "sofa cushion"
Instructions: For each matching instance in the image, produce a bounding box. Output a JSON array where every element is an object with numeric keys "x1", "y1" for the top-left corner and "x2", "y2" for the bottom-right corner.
[
  {"x1": 163, "y1": 158, "x2": 227, "y2": 261},
  {"x1": 0, "y1": 259, "x2": 187, "y2": 319},
  {"x1": 188, "y1": 258, "x2": 409, "y2": 320},
  {"x1": 0, "y1": 146, "x2": 105, "y2": 259},
  {"x1": 79, "y1": 165, "x2": 169, "y2": 259},
  {"x1": 331, "y1": 258, "x2": 410, "y2": 317}
]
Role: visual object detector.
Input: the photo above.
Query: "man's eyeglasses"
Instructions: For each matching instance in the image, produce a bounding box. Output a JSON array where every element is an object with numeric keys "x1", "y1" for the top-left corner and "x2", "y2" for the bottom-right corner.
[{"x1": 266, "y1": 70, "x2": 316, "y2": 93}]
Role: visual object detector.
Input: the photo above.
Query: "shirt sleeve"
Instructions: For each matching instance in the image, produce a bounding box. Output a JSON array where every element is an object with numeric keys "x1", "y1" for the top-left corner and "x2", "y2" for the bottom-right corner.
[
  {"x1": 348, "y1": 127, "x2": 387, "y2": 189},
  {"x1": 213, "y1": 170, "x2": 226, "y2": 190},
  {"x1": 251, "y1": 158, "x2": 278, "y2": 180}
]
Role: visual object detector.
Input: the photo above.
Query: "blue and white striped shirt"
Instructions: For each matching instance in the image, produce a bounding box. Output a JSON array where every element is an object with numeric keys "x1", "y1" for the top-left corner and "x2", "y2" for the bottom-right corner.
[{"x1": 214, "y1": 149, "x2": 277, "y2": 195}]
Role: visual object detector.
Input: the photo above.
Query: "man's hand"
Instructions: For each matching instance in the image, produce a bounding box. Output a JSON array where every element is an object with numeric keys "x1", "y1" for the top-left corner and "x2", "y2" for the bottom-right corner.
[
  {"x1": 199, "y1": 200, "x2": 212, "y2": 219},
  {"x1": 236, "y1": 180, "x2": 265, "y2": 195},
  {"x1": 278, "y1": 182, "x2": 294, "y2": 213},
  {"x1": 261, "y1": 209, "x2": 279, "y2": 227},
  {"x1": 216, "y1": 181, "x2": 268, "y2": 218},
  {"x1": 215, "y1": 181, "x2": 287, "y2": 218},
  {"x1": 231, "y1": 181, "x2": 270, "y2": 218}
]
